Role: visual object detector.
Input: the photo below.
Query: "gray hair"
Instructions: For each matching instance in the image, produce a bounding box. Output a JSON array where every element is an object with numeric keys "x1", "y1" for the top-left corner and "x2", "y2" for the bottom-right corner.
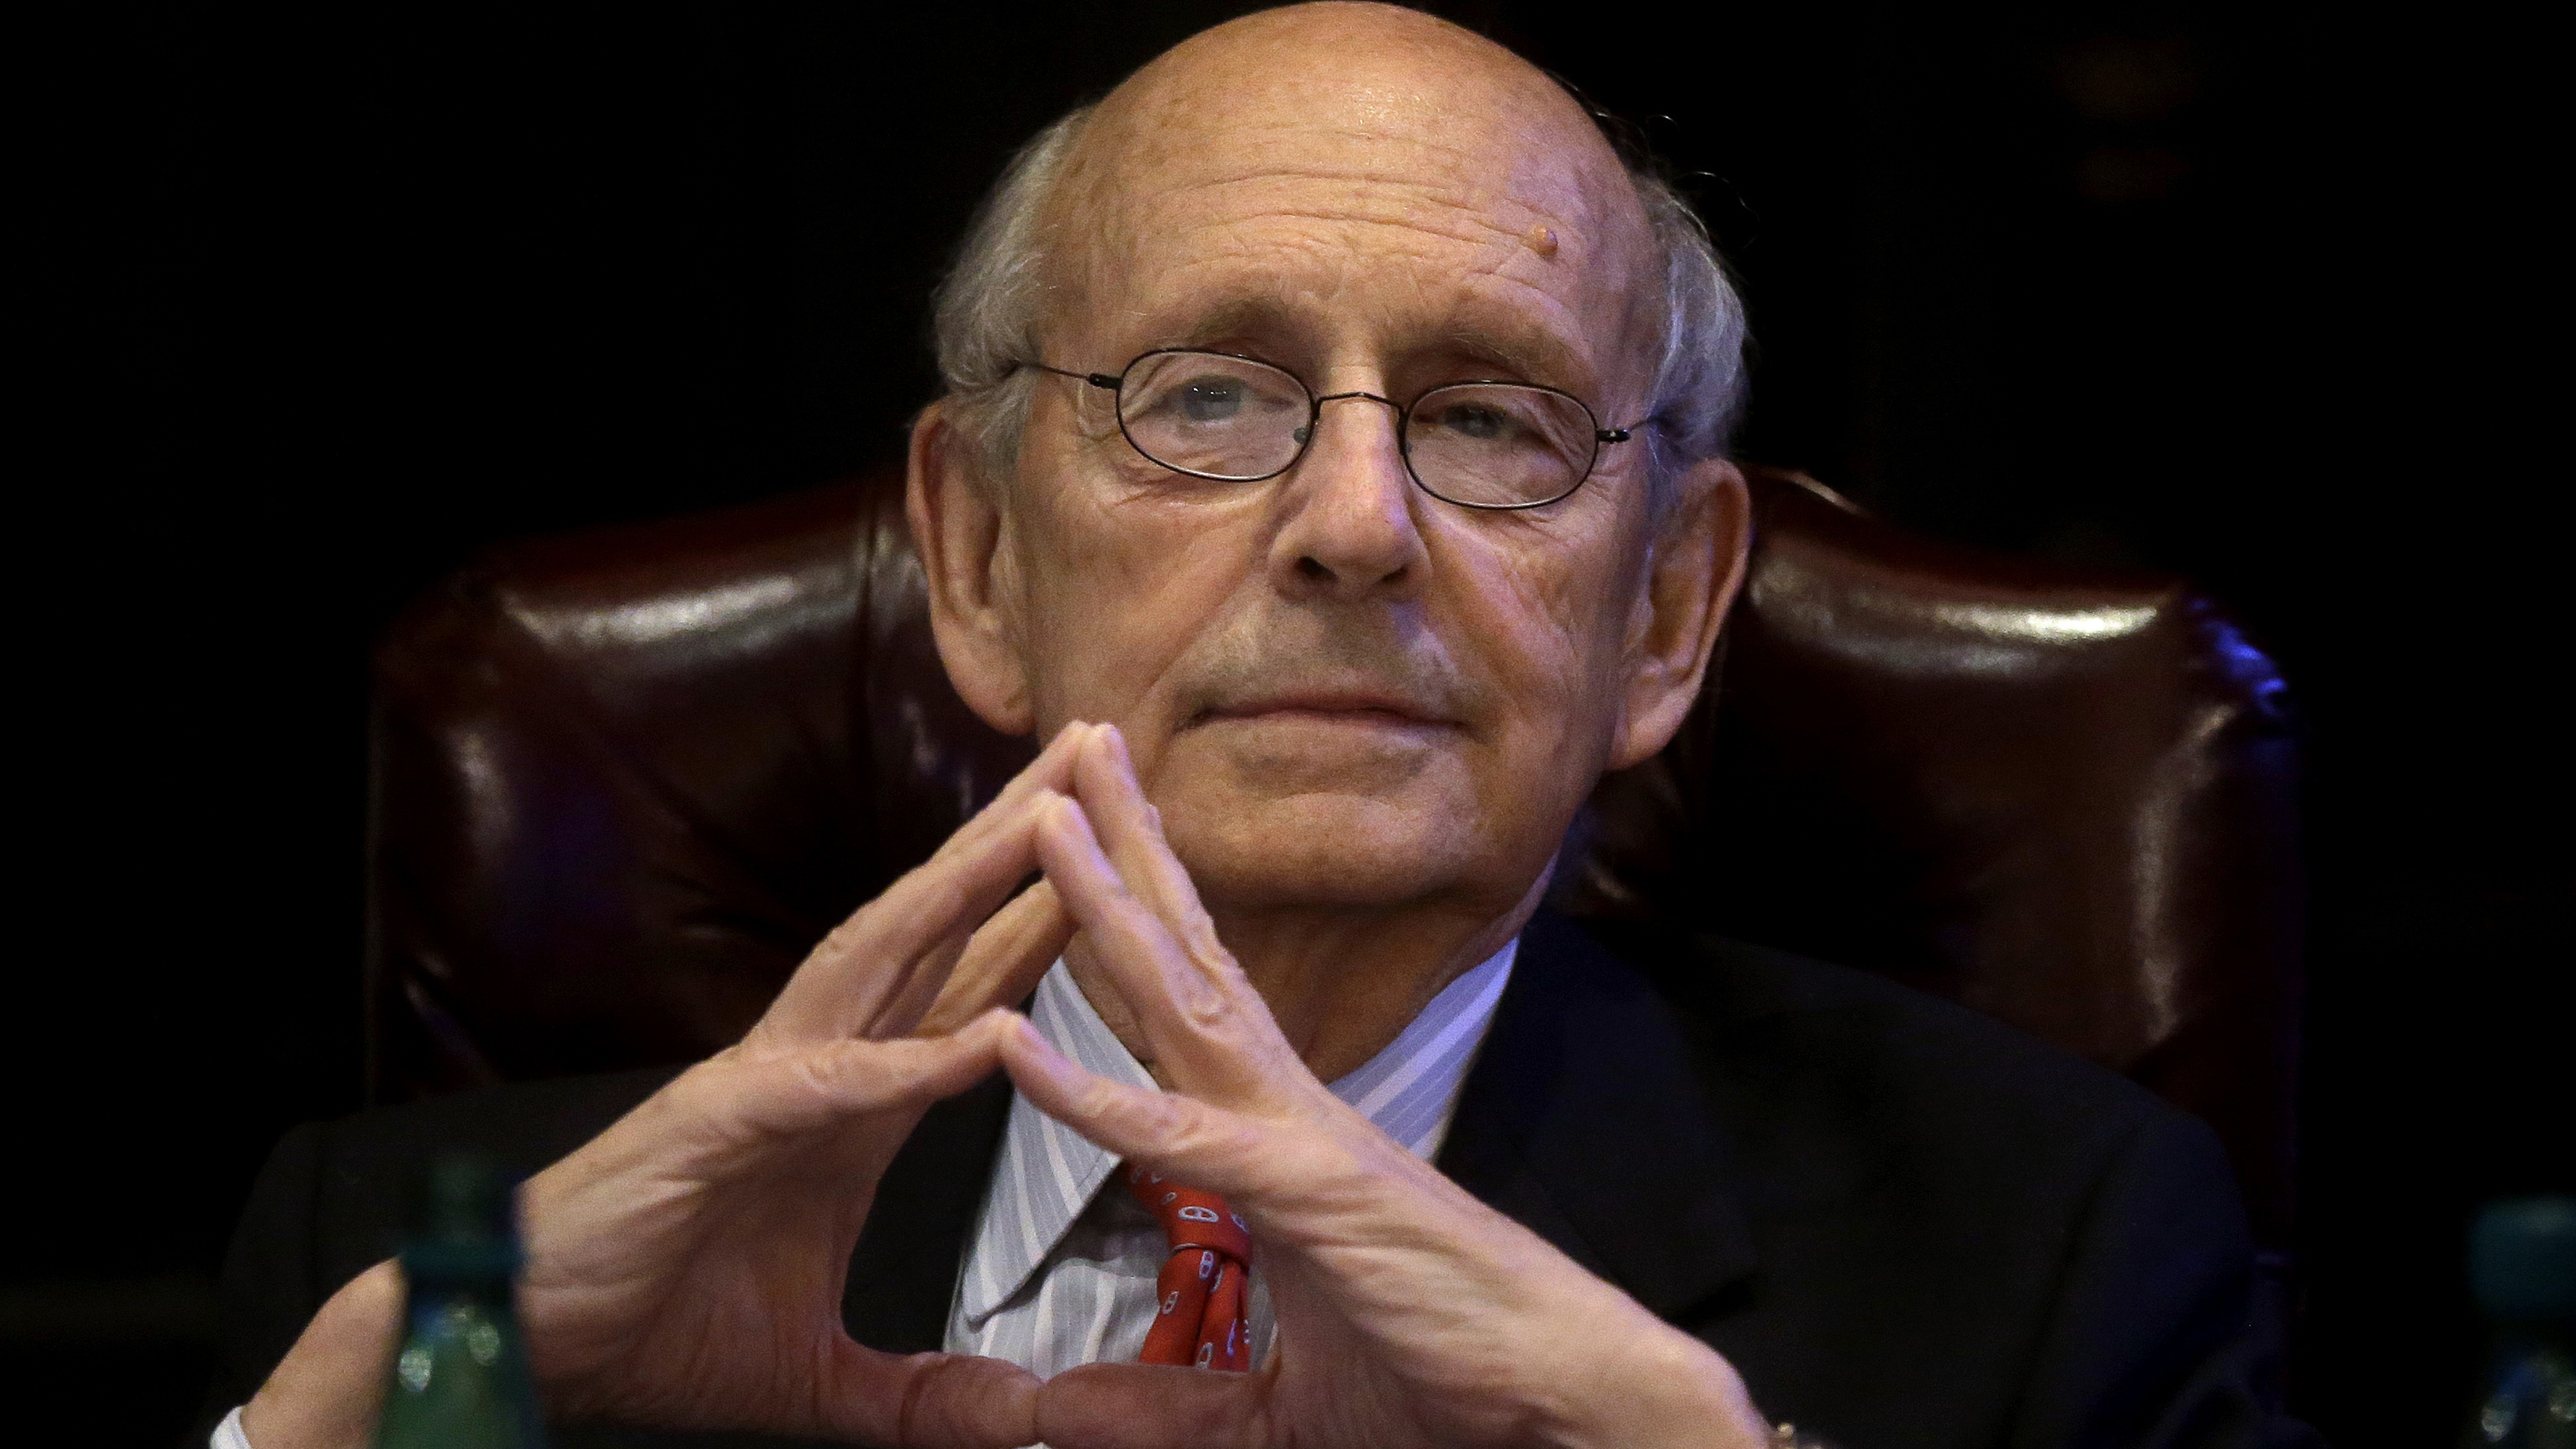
[
  {"x1": 932, "y1": 107, "x2": 1096, "y2": 488},
  {"x1": 1626, "y1": 170, "x2": 1750, "y2": 511},
  {"x1": 930, "y1": 104, "x2": 1748, "y2": 517}
]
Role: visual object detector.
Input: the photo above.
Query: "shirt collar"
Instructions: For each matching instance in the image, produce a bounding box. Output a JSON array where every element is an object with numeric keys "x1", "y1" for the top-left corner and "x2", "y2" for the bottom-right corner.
[{"x1": 955, "y1": 938, "x2": 1520, "y2": 1325}]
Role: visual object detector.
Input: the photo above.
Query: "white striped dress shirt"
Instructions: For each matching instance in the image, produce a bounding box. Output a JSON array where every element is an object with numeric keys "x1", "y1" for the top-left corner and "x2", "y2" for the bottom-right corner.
[{"x1": 945, "y1": 940, "x2": 1519, "y2": 1376}]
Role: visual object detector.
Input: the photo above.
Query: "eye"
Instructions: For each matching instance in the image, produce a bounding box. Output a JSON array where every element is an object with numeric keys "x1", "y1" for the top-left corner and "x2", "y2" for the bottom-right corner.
[
  {"x1": 1427, "y1": 401, "x2": 1515, "y2": 441},
  {"x1": 1178, "y1": 376, "x2": 1246, "y2": 422}
]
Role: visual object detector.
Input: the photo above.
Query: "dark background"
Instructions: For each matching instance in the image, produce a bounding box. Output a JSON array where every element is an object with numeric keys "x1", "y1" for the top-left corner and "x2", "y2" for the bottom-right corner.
[{"x1": 15, "y1": 2, "x2": 2563, "y2": 1444}]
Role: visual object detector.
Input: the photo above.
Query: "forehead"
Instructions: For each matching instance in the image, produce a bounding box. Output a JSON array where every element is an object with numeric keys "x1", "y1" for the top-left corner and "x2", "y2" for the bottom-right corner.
[{"x1": 1048, "y1": 32, "x2": 1656, "y2": 390}]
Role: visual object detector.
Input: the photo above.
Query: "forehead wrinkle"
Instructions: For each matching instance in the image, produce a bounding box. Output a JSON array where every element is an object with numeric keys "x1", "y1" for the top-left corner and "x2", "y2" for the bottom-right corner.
[
  {"x1": 1112, "y1": 164, "x2": 1641, "y2": 320},
  {"x1": 1072, "y1": 6, "x2": 1643, "y2": 229},
  {"x1": 1109, "y1": 120, "x2": 1624, "y2": 236},
  {"x1": 1048, "y1": 59, "x2": 1659, "y2": 403},
  {"x1": 1120, "y1": 119, "x2": 1591, "y2": 202},
  {"x1": 1062, "y1": 94, "x2": 1634, "y2": 249},
  {"x1": 1075, "y1": 219, "x2": 1639, "y2": 412},
  {"x1": 1118, "y1": 229, "x2": 1605, "y2": 376},
  {"x1": 1160, "y1": 197, "x2": 1518, "y2": 259},
  {"x1": 1111, "y1": 167, "x2": 1599, "y2": 272}
]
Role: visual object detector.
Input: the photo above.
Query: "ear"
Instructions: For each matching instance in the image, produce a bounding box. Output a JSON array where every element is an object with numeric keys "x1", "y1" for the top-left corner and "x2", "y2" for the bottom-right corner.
[
  {"x1": 906, "y1": 400, "x2": 1036, "y2": 736},
  {"x1": 1606, "y1": 459, "x2": 1752, "y2": 771}
]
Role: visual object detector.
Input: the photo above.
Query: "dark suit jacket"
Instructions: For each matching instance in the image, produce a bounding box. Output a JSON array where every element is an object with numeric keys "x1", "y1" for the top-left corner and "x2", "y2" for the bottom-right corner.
[{"x1": 203, "y1": 913, "x2": 2314, "y2": 1448}]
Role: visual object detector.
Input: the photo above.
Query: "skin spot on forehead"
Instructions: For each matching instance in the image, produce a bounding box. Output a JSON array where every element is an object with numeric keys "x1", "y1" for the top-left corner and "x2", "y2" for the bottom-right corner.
[{"x1": 1526, "y1": 224, "x2": 1559, "y2": 259}]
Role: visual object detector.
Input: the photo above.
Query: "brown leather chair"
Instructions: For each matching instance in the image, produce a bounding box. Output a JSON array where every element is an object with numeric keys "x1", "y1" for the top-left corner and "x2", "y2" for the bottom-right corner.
[{"x1": 365, "y1": 463, "x2": 2303, "y2": 1245}]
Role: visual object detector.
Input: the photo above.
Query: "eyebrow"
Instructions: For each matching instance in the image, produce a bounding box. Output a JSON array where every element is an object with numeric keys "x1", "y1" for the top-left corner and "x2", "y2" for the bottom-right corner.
[
  {"x1": 1133, "y1": 295, "x2": 1597, "y2": 395},
  {"x1": 1429, "y1": 323, "x2": 1588, "y2": 389}
]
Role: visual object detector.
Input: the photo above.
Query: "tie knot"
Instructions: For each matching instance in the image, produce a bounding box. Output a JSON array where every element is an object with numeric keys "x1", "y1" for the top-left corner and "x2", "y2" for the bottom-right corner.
[
  {"x1": 1126, "y1": 1164, "x2": 1251, "y2": 1261},
  {"x1": 1125, "y1": 1164, "x2": 1254, "y2": 1371}
]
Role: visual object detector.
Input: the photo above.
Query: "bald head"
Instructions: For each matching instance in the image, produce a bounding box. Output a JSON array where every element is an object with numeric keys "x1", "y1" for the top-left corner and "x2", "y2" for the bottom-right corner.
[
  {"x1": 1072, "y1": 3, "x2": 1638, "y2": 239},
  {"x1": 930, "y1": 2, "x2": 1745, "y2": 501},
  {"x1": 1044, "y1": 3, "x2": 1662, "y2": 404}
]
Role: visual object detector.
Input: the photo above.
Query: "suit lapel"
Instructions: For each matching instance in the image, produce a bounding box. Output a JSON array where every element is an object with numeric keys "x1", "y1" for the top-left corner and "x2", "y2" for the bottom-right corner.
[
  {"x1": 841, "y1": 1070, "x2": 1015, "y2": 1353},
  {"x1": 1437, "y1": 910, "x2": 1759, "y2": 1320}
]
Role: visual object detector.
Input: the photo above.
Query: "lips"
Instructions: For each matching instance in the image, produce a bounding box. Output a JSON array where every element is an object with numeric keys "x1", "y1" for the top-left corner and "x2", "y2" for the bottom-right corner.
[{"x1": 1192, "y1": 687, "x2": 1456, "y2": 729}]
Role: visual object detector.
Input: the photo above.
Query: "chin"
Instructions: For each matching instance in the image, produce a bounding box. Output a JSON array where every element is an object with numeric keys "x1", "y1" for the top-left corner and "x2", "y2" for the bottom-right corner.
[
  {"x1": 1142, "y1": 719, "x2": 1575, "y2": 914},
  {"x1": 1159, "y1": 786, "x2": 1485, "y2": 910}
]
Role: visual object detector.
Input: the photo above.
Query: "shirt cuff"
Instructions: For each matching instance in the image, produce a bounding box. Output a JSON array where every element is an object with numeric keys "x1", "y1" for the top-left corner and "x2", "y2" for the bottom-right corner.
[{"x1": 211, "y1": 1404, "x2": 254, "y2": 1449}]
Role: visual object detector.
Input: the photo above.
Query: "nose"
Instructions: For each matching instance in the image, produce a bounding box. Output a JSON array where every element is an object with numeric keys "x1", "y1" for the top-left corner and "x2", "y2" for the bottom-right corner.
[{"x1": 1268, "y1": 392, "x2": 1426, "y2": 599}]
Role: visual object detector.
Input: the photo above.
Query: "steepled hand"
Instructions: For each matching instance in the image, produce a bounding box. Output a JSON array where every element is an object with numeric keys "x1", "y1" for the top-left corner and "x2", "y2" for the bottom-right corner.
[
  {"x1": 1001, "y1": 726, "x2": 1772, "y2": 1449},
  {"x1": 241, "y1": 724, "x2": 1110, "y2": 1449}
]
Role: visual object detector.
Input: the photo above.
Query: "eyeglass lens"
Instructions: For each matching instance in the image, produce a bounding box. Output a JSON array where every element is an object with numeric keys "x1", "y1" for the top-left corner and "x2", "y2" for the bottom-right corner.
[{"x1": 1115, "y1": 352, "x2": 1600, "y2": 507}]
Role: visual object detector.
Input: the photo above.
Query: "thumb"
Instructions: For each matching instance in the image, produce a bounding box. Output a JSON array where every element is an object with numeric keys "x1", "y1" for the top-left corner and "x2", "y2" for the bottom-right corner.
[
  {"x1": 1037, "y1": 1360, "x2": 1264, "y2": 1449},
  {"x1": 820, "y1": 1342, "x2": 1046, "y2": 1449}
]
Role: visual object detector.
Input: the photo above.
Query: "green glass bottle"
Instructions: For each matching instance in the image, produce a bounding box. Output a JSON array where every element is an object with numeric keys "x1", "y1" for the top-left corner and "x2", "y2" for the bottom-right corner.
[
  {"x1": 2460, "y1": 1196, "x2": 2576, "y2": 1449},
  {"x1": 375, "y1": 1154, "x2": 547, "y2": 1449}
]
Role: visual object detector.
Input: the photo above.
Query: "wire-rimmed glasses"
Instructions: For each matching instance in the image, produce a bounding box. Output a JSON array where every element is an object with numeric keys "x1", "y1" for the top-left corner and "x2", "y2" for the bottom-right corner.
[{"x1": 1020, "y1": 349, "x2": 1633, "y2": 510}]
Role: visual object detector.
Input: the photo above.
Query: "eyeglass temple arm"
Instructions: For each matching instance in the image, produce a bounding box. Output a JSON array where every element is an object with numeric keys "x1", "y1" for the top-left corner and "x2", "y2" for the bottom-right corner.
[{"x1": 1020, "y1": 361, "x2": 1124, "y2": 390}]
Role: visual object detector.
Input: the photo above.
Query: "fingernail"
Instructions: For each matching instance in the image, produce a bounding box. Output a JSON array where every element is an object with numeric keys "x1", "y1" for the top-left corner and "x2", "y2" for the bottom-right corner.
[
  {"x1": 1011, "y1": 1014, "x2": 1081, "y2": 1084},
  {"x1": 1036, "y1": 792, "x2": 1100, "y2": 855},
  {"x1": 1053, "y1": 793, "x2": 1098, "y2": 843}
]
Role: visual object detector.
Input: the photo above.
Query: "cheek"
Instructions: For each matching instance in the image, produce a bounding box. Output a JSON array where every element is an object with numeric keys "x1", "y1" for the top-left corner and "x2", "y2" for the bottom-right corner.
[
  {"x1": 1011, "y1": 478, "x2": 1262, "y2": 732},
  {"x1": 1438, "y1": 519, "x2": 1637, "y2": 753}
]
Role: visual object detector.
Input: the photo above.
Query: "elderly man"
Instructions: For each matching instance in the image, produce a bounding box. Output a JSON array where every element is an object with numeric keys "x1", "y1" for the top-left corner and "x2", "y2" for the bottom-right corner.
[{"x1": 213, "y1": 6, "x2": 2307, "y2": 1448}]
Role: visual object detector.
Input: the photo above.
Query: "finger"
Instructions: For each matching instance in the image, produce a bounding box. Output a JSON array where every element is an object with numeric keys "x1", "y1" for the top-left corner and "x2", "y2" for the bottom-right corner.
[
  {"x1": 795, "y1": 718, "x2": 1092, "y2": 1034},
  {"x1": 822, "y1": 1344, "x2": 1044, "y2": 1449},
  {"x1": 995, "y1": 1010, "x2": 1285, "y2": 1199},
  {"x1": 542, "y1": 1013, "x2": 1023, "y2": 1203},
  {"x1": 1037, "y1": 1360, "x2": 1263, "y2": 1449},
  {"x1": 1073, "y1": 724, "x2": 1236, "y2": 982},
  {"x1": 719, "y1": 1012, "x2": 1024, "y2": 1140},
  {"x1": 916, "y1": 880, "x2": 1072, "y2": 1037},
  {"x1": 242, "y1": 1261, "x2": 404, "y2": 1449},
  {"x1": 759, "y1": 721, "x2": 1096, "y2": 1043},
  {"x1": 1035, "y1": 795, "x2": 1295, "y2": 1104}
]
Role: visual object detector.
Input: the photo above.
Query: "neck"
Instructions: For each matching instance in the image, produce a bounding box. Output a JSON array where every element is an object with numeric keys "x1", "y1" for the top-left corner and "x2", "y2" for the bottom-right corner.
[{"x1": 1065, "y1": 866, "x2": 1552, "y2": 1088}]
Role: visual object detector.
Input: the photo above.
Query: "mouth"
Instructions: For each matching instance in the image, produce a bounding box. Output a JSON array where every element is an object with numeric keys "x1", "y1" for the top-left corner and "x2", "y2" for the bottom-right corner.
[{"x1": 1190, "y1": 689, "x2": 1457, "y2": 731}]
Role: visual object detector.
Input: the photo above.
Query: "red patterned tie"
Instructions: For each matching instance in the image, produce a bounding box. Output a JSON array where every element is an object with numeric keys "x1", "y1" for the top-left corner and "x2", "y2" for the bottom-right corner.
[{"x1": 1126, "y1": 1164, "x2": 1252, "y2": 1370}]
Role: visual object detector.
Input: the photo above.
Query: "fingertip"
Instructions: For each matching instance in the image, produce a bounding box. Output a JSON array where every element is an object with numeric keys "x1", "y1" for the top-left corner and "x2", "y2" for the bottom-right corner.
[
  {"x1": 1038, "y1": 1360, "x2": 1256, "y2": 1449},
  {"x1": 1036, "y1": 790, "x2": 1098, "y2": 846},
  {"x1": 836, "y1": 1347, "x2": 1042, "y2": 1449},
  {"x1": 996, "y1": 1010, "x2": 1080, "y2": 1092},
  {"x1": 1001, "y1": 1008, "x2": 1059, "y2": 1062},
  {"x1": 1023, "y1": 786, "x2": 1074, "y2": 838},
  {"x1": 1021, "y1": 720, "x2": 1090, "y2": 785}
]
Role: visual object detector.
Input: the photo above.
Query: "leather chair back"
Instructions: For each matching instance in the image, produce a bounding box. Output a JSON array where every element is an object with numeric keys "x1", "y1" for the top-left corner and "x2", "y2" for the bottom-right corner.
[{"x1": 366, "y1": 464, "x2": 2302, "y2": 1240}]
